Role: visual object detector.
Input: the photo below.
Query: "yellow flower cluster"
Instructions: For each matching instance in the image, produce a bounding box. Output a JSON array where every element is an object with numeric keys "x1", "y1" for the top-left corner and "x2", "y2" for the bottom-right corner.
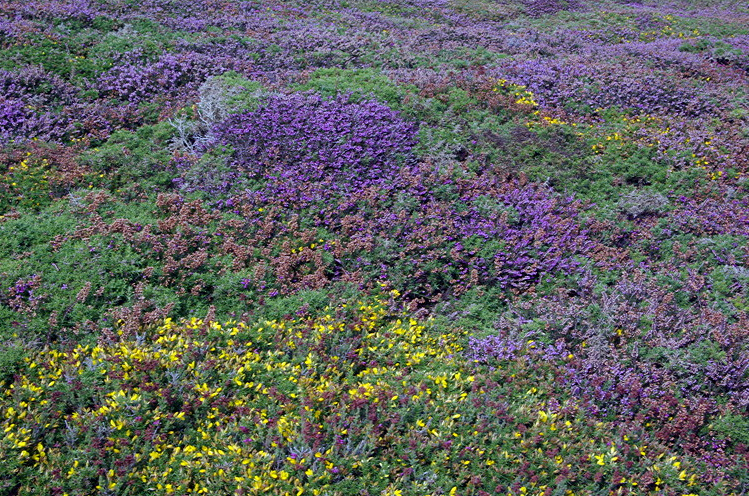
[
  {"x1": 1, "y1": 298, "x2": 478, "y2": 494},
  {"x1": 492, "y1": 79, "x2": 539, "y2": 107},
  {"x1": 0, "y1": 295, "x2": 714, "y2": 495}
]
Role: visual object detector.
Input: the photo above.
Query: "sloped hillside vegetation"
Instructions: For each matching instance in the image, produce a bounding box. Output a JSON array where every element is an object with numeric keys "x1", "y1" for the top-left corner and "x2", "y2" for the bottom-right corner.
[{"x1": 1, "y1": 0, "x2": 748, "y2": 494}]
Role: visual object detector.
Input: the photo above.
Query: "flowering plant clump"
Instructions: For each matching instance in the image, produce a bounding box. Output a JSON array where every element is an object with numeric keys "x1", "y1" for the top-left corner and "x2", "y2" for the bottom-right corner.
[
  {"x1": 217, "y1": 92, "x2": 418, "y2": 190},
  {"x1": 524, "y1": 0, "x2": 581, "y2": 18},
  {"x1": 0, "y1": 298, "x2": 721, "y2": 495},
  {"x1": 99, "y1": 52, "x2": 242, "y2": 104},
  {"x1": 0, "y1": 67, "x2": 81, "y2": 143}
]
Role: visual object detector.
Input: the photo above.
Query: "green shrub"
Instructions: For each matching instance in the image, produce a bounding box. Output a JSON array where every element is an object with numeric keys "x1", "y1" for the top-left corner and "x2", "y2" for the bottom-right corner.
[
  {"x1": 205, "y1": 71, "x2": 264, "y2": 113},
  {"x1": 294, "y1": 68, "x2": 411, "y2": 108},
  {"x1": 711, "y1": 414, "x2": 749, "y2": 445},
  {"x1": 79, "y1": 120, "x2": 175, "y2": 193},
  {"x1": 0, "y1": 344, "x2": 25, "y2": 386}
]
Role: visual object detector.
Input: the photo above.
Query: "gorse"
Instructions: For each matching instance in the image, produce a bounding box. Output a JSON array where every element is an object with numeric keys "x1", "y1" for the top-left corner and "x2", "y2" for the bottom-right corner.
[{"x1": 0, "y1": 0, "x2": 748, "y2": 494}]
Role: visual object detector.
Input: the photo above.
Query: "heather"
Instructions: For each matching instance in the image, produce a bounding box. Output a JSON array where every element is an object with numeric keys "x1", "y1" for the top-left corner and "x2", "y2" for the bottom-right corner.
[{"x1": 1, "y1": 0, "x2": 748, "y2": 494}]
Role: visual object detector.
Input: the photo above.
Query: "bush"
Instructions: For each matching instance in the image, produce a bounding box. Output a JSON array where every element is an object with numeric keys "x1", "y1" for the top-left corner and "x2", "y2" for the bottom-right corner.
[
  {"x1": 0, "y1": 344, "x2": 25, "y2": 386},
  {"x1": 0, "y1": 67, "x2": 80, "y2": 143},
  {"x1": 294, "y1": 68, "x2": 410, "y2": 108},
  {"x1": 617, "y1": 189, "x2": 670, "y2": 218},
  {"x1": 79, "y1": 120, "x2": 175, "y2": 192},
  {"x1": 98, "y1": 52, "x2": 241, "y2": 103},
  {"x1": 216, "y1": 91, "x2": 418, "y2": 188}
]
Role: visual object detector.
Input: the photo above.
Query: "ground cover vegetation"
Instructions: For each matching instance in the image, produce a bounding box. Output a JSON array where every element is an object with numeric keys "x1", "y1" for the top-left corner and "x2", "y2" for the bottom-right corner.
[{"x1": 0, "y1": 0, "x2": 748, "y2": 494}]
